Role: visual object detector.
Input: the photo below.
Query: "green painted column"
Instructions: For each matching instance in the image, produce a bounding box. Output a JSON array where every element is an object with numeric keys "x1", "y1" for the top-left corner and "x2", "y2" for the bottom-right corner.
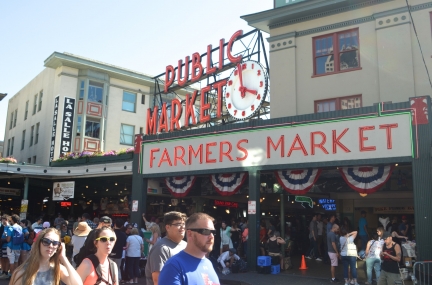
[
  {"x1": 411, "y1": 96, "x2": 432, "y2": 261},
  {"x1": 247, "y1": 168, "x2": 260, "y2": 271},
  {"x1": 130, "y1": 137, "x2": 147, "y2": 227},
  {"x1": 23, "y1": 177, "x2": 29, "y2": 200},
  {"x1": 280, "y1": 193, "x2": 285, "y2": 254}
]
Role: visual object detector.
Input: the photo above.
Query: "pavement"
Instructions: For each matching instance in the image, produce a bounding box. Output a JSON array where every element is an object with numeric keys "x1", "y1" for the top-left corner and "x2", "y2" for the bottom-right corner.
[{"x1": 0, "y1": 255, "x2": 415, "y2": 285}]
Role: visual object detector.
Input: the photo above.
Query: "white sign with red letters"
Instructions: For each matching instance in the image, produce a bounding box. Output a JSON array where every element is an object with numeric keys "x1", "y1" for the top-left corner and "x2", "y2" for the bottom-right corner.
[{"x1": 141, "y1": 114, "x2": 412, "y2": 175}]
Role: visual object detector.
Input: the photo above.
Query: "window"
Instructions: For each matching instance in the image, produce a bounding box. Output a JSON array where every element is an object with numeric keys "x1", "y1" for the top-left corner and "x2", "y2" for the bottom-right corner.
[
  {"x1": 38, "y1": 90, "x2": 43, "y2": 112},
  {"x1": 315, "y1": 95, "x2": 362, "y2": 113},
  {"x1": 6, "y1": 139, "x2": 10, "y2": 156},
  {"x1": 21, "y1": 130, "x2": 26, "y2": 150},
  {"x1": 85, "y1": 119, "x2": 100, "y2": 138},
  {"x1": 30, "y1": 125, "x2": 34, "y2": 146},
  {"x1": 122, "y1": 91, "x2": 136, "y2": 112},
  {"x1": 88, "y1": 81, "x2": 103, "y2": 103},
  {"x1": 24, "y1": 101, "x2": 29, "y2": 120},
  {"x1": 13, "y1": 109, "x2": 17, "y2": 127},
  {"x1": 313, "y1": 28, "x2": 360, "y2": 75},
  {"x1": 120, "y1": 124, "x2": 134, "y2": 145},
  {"x1": 9, "y1": 112, "x2": 13, "y2": 130},
  {"x1": 32, "y1": 156, "x2": 36, "y2": 164},
  {"x1": 141, "y1": 94, "x2": 145, "y2": 104},
  {"x1": 10, "y1": 137, "x2": 14, "y2": 156},
  {"x1": 27, "y1": 158, "x2": 31, "y2": 164},
  {"x1": 35, "y1": 123, "x2": 40, "y2": 144},
  {"x1": 76, "y1": 116, "x2": 82, "y2": 136},
  {"x1": 33, "y1": 94, "x2": 38, "y2": 115},
  {"x1": 79, "y1": 80, "x2": 85, "y2": 100}
]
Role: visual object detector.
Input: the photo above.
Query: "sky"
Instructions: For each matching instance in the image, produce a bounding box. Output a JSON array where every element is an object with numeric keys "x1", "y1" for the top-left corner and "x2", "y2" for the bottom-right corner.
[{"x1": 0, "y1": 0, "x2": 273, "y2": 141}]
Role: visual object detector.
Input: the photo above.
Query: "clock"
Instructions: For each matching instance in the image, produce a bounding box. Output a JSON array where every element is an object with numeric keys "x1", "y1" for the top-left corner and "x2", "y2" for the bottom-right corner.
[{"x1": 224, "y1": 60, "x2": 268, "y2": 120}]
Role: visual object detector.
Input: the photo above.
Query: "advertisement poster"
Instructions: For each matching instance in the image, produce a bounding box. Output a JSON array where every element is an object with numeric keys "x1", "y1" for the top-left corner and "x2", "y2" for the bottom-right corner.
[
  {"x1": 132, "y1": 200, "x2": 138, "y2": 212},
  {"x1": 52, "y1": 181, "x2": 75, "y2": 201}
]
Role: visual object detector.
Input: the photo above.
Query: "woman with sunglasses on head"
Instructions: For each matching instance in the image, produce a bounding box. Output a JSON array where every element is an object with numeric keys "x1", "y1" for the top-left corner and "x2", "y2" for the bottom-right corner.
[
  {"x1": 9, "y1": 228, "x2": 82, "y2": 285},
  {"x1": 76, "y1": 226, "x2": 118, "y2": 285},
  {"x1": 124, "y1": 228, "x2": 143, "y2": 284}
]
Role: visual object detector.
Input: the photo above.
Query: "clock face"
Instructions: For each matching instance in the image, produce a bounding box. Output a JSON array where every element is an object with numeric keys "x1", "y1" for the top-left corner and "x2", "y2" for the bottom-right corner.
[{"x1": 224, "y1": 60, "x2": 268, "y2": 120}]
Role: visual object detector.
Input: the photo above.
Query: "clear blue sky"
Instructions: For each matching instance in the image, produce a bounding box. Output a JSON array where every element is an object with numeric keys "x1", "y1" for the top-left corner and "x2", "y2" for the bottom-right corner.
[{"x1": 0, "y1": 0, "x2": 273, "y2": 142}]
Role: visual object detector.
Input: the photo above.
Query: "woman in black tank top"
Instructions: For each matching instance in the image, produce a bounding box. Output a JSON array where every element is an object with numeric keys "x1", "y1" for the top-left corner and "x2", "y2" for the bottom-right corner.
[
  {"x1": 266, "y1": 231, "x2": 286, "y2": 270},
  {"x1": 377, "y1": 233, "x2": 401, "y2": 285}
]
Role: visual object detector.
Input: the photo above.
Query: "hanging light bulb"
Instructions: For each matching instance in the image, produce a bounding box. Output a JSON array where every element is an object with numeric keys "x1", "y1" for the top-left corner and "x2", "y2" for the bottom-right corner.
[{"x1": 359, "y1": 193, "x2": 368, "y2": 197}]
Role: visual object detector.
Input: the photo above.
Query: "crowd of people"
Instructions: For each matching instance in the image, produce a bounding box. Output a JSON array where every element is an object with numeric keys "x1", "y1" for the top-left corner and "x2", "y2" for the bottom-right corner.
[{"x1": 0, "y1": 209, "x2": 412, "y2": 285}]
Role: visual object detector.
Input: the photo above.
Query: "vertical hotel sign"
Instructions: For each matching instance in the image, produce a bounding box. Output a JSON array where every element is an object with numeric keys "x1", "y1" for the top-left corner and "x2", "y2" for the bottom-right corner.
[
  {"x1": 49, "y1": 96, "x2": 59, "y2": 162},
  {"x1": 59, "y1": 97, "x2": 76, "y2": 157}
]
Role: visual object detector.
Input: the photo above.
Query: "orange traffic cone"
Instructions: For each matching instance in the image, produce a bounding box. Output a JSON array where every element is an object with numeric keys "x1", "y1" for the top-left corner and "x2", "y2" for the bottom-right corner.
[{"x1": 299, "y1": 255, "x2": 308, "y2": 269}]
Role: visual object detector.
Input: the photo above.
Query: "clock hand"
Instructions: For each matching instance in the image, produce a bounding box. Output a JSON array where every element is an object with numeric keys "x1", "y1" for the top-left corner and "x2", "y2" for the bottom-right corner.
[
  {"x1": 244, "y1": 88, "x2": 257, "y2": 95},
  {"x1": 237, "y1": 63, "x2": 246, "y2": 98}
]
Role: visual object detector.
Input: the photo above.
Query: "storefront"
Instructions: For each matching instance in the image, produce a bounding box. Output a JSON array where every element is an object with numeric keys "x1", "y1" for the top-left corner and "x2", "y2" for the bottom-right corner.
[{"x1": 132, "y1": 97, "x2": 432, "y2": 269}]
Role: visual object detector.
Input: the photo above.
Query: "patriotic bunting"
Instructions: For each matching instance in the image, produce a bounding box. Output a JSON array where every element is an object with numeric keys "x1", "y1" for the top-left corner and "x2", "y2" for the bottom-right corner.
[
  {"x1": 210, "y1": 173, "x2": 247, "y2": 196},
  {"x1": 165, "y1": 176, "x2": 197, "y2": 198},
  {"x1": 339, "y1": 165, "x2": 394, "y2": 194},
  {"x1": 274, "y1": 169, "x2": 322, "y2": 195}
]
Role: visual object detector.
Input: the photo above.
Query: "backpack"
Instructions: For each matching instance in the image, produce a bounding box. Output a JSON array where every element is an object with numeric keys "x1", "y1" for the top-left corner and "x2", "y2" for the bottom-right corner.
[
  {"x1": 12, "y1": 227, "x2": 24, "y2": 245},
  {"x1": 87, "y1": 254, "x2": 117, "y2": 285},
  {"x1": 25, "y1": 230, "x2": 35, "y2": 245}
]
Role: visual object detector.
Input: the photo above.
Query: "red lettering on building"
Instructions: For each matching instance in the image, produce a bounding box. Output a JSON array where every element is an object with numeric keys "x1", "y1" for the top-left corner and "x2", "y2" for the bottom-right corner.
[
  {"x1": 287, "y1": 134, "x2": 308, "y2": 157},
  {"x1": 311, "y1": 131, "x2": 328, "y2": 155},
  {"x1": 177, "y1": 56, "x2": 189, "y2": 87},
  {"x1": 359, "y1": 126, "x2": 376, "y2": 152},
  {"x1": 158, "y1": 148, "x2": 172, "y2": 167},
  {"x1": 206, "y1": 45, "x2": 217, "y2": 75},
  {"x1": 379, "y1": 124, "x2": 398, "y2": 149},
  {"x1": 191, "y1": 52, "x2": 203, "y2": 82},
  {"x1": 158, "y1": 102, "x2": 169, "y2": 133},
  {"x1": 174, "y1": 146, "x2": 186, "y2": 166},
  {"x1": 170, "y1": 99, "x2": 183, "y2": 131},
  {"x1": 227, "y1": 30, "x2": 243, "y2": 64},
  {"x1": 220, "y1": 141, "x2": 234, "y2": 162},
  {"x1": 213, "y1": 79, "x2": 227, "y2": 118},
  {"x1": 200, "y1": 85, "x2": 212, "y2": 123},
  {"x1": 236, "y1": 139, "x2": 248, "y2": 161},
  {"x1": 146, "y1": 106, "x2": 158, "y2": 135},
  {"x1": 150, "y1": 148, "x2": 160, "y2": 168},
  {"x1": 267, "y1": 135, "x2": 284, "y2": 158},
  {"x1": 184, "y1": 91, "x2": 198, "y2": 128},
  {"x1": 188, "y1": 144, "x2": 203, "y2": 165},
  {"x1": 206, "y1": 142, "x2": 217, "y2": 163},
  {"x1": 332, "y1": 128, "x2": 351, "y2": 154},
  {"x1": 164, "y1": 65, "x2": 175, "y2": 93}
]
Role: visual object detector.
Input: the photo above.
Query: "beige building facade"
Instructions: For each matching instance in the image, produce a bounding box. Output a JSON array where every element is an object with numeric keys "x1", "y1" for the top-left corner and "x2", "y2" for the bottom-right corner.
[
  {"x1": 242, "y1": 0, "x2": 432, "y2": 118},
  {"x1": 3, "y1": 52, "x2": 160, "y2": 166}
]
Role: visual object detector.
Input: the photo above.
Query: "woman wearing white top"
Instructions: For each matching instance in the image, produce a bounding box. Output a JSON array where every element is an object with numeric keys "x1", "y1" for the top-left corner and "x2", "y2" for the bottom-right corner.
[
  {"x1": 124, "y1": 228, "x2": 143, "y2": 284},
  {"x1": 365, "y1": 228, "x2": 385, "y2": 285},
  {"x1": 219, "y1": 221, "x2": 233, "y2": 254},
  {"x1": 339, "y1": 228, "x2": 358, "y2": 285},
  {"x1": 144, "y1": 224, "x2": 161, "y2": 253}
]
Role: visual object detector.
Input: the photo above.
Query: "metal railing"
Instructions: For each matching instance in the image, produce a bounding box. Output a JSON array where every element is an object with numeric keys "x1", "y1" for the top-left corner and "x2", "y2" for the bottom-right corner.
[{"x1": 412, "y1": 261, "x2": 432, "y2": 285}]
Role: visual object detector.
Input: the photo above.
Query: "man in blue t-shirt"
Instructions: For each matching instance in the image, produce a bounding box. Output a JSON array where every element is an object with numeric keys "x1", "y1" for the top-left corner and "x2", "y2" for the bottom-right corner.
[
  {"x1": 6, "y1": 214, "x2": 22, "y2": 279},
  {"x1": 358, "y1": 211, "x2": 369, "y2": 251},
  {"x1": 159, "y1": 212, "x2": 220, "y2": 285}
]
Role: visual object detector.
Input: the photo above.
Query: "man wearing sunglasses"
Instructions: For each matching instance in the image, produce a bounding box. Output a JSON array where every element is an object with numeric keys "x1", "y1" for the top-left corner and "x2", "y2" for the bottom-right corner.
[
  {"x1": 145, "y1": 211, "x2": 187, "y2": 285},
  {"x1": 158, "y1": 212, "x2": 220, "y2": 285}
]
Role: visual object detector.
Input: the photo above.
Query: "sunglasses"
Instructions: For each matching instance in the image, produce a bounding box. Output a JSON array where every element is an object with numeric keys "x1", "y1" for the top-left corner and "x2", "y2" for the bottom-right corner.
[
  {"x1": 188, "y1": 228, "x2": 216, "y2": 236},
  {"x1": 170, "y1": 223, "x2": 186, "y2": 228},
  {"x1": 41, "y1": 238, "x2": 61, "y2": 247},
  {"x1": 95, "y1": 236, "x2": 116, "y2": 242}
]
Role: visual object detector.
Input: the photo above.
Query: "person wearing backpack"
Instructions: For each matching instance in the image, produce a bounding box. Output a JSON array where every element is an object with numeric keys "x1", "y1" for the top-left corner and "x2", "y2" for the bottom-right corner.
[
  {"x1": 19, "y1": 220, "x2": 32, "y2": 264},
  {"x1": 6, "y1": 214, "x2": 23, "y2": 278},
  {"x1": 76, "y1": 226, "x2": 118, "y2": 285}
]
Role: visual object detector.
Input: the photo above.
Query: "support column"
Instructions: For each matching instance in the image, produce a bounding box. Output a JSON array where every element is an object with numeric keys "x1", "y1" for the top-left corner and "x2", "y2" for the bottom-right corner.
[
  {"x1": 23, "y1": 177, "x2": 29, "y2": 200},
  {"x1": 131, "y1": 138, "x2": 147, "y2": 227},
  {"x1": 280, "y1": 193, "x2": 285, "y2": 253},
  {"x1": 411, "y1": 96, "x2": 432, "y2": 261},
  {"x1": 247, "y1": 168, "x2": 260, "y2": 271}
]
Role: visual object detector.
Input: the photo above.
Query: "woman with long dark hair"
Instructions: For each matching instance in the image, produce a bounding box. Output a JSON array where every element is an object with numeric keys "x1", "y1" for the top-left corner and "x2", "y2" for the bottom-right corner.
[
  {"x1": 9, "y1": 228, "x2": 82, "y2": 285},
  {"x1": 76, "y1": 226, "x2": 118, "y2": 285}
]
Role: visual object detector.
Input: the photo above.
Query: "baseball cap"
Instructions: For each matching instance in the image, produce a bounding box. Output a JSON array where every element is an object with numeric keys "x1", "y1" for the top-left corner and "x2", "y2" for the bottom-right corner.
[
  {"x1": 382, "y1": 232, "x2": 392, "y2": 239},
  {"x1": 229, "y1": 248, "x2": 237, "y2": 254},
  {"x1": 401, "y1": 215, "x2": 407, "y2": 220},
  {"x1": 43, "y1": 221, "x2": 50, "y2": 228},
  {"x1": 100, "y1": 216, "x2": 112, "y2": 224}
]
